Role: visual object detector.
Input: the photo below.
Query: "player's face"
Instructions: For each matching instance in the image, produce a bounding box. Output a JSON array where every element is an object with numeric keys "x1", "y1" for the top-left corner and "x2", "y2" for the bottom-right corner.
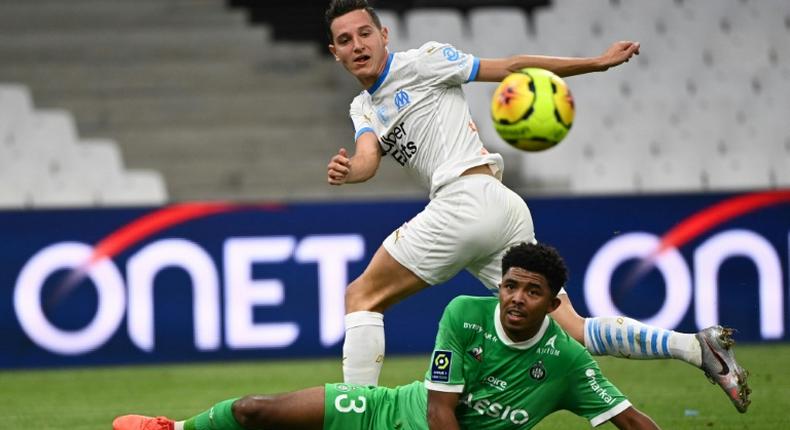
[
  {"x1": 498, "y1": 267, "x2": 560, "y2": 342},
  {"x1": 328, "y1": 9, "x2": 389, "y2": 88}
]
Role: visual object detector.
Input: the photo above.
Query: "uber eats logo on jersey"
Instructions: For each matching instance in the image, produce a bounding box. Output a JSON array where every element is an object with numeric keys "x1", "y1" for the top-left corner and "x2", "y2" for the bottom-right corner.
[
  {"x1": 379, "y1": 121, "x2": 417, "y2": 166},
  {"x1": 431, "y1": 350, "x2": 452, "y2": 382}
]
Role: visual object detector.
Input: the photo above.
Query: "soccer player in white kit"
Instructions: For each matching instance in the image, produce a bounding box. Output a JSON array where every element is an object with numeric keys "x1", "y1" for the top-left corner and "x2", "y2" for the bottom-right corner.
[{"x1": 325, "y1": 0, "x2": 749, "y2": 413}]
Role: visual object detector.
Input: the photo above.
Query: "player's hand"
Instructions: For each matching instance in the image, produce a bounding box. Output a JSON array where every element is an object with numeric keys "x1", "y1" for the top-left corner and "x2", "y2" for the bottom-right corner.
[
  {"x1": 599, "y1": 41, "x2": 640, "y2": 70},
  {"x1": 327, "y1": 148, "x2": 351, "y2": 185}
]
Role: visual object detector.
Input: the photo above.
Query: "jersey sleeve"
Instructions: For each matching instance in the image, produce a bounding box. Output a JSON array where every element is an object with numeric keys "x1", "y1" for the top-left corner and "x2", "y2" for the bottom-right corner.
[
  {"x1": 416, "y1": 41, "x2": 480, "y2": 87},
  {"x1": 349, "y1": 94, "x2": 375, "y2": 141},
  {"x1": 561, "y1": 352, "x2": 632, "y2": 427},
  {"x1": 423, "y1": 297, "x2": 470, "y2": 393}
]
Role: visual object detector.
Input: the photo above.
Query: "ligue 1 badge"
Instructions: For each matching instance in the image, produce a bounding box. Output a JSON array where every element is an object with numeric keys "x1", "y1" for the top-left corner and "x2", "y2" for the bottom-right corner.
[{"x1": 529, "y1": 360, "x2": 546, "y2": 381}]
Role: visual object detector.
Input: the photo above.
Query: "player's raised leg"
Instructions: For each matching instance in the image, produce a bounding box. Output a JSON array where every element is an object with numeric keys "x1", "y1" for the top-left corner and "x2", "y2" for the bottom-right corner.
[
  {"x1": 113, "y1": 387, "x2": 325, "y2": 430},
  {"x1": 343, "y1": 245, "x2": 428, "y2": 385},
  {"x1": 551, "y1": 295, "x2": 751, "y2": 412}
]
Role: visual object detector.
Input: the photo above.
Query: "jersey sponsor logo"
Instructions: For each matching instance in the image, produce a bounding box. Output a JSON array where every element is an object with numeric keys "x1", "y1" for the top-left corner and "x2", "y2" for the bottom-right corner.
[
  {"x1": 442, "y1": 46, "x2": 460, "y2": 61},
  {"x1": 431, "y1": 350, "x2": 452, "y2": 382},
  {"x1": 394, "y1": 89, "x2": 411, "y2": 111},
  {"x1": 462, "y1": 322, "x2": 499, "y2": 343},
  {"x1": 536, "y1": 334, "x2": 560, "y2": 356},
  {"x1": 376, "y1": 105, "x2": 390, "y2": 124},
  {"x1": 483, "y1": 375, "x2": 508, "y2": 391},
  {"x1": 529, "y1": 360, "x2": 546, "y2": 381},
  {"x1": 585, "y1": 368, "x2": 617, "y2": 405},
  {"x1": 545, "y1": 334, "x2": 557, "y2": 349},
  {"x1": 379, "y1": 121, "x2": 417, "y2": 166},
  {"x1": 460, "y1": 393, "x2": 530, "y2": 425},
  {"x1": 467, "y1": 345, "x2": 483, "y2": 362},
  {"x1": 335, "y1": 383, "x2": 351, "y2": 392}
]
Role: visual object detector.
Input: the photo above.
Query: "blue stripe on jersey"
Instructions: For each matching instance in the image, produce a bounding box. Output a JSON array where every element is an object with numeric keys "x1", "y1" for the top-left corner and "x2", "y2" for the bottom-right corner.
[
  {"x1": 586, "y1": 320, "x2": 597, "y2": 354},
  {"x1": 639, "y1": 327, "x2": 648, "y2": 356},
  {"x1": 604, "y1": 322, "x2": 613, "y2": 351},
  {"x1": 590, "y1": 319, "x2": 603, "y2": 354},
  {"x1": 367, "y1": 52, "x2": 394, "y2": 95},
  {"x1": 627, "y1": 325, "x2": 635, "y2": 353},
  {"x1": 594, "y1": 320, "x2": 606, "y2": 354},
  {"x1": 661, "y1": 330, "x2": 671, "y2": 357},
  {"x1": 616, "y1": 326, "x2": 624, "y2": 352},
  {"x1": 468, "y1": 57, "x2": 481, "y2": 82},
  {"x1": 651, "y1": 330, "x2": 659, "y2": 356},
  {"x1": 355, "y1": 127, "x2": 375, "y2": 140}
]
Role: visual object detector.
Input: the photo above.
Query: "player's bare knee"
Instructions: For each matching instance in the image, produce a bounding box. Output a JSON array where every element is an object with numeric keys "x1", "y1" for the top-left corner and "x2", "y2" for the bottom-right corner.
[{"x1": 233, "y1": 395, "x2": 276, "y2": 428}]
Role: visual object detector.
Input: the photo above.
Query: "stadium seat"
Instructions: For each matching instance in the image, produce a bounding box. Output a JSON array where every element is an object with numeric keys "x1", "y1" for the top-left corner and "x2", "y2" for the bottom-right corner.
[
  {"x1": 771, "y1": 155, "x2": 790, "y2": 188},
  {"x1": 0, "y1": 84, "x2": 33, "y2": 145},
  {"x1": 98, "y1": 170, "x2": 168, "y2": 206},
  {"x1": 29, "y1": 177, "x2": 98, "y2": 208},
  {"x1": 404, "y1": 8, "x2": 469, "y2": 49},
  {"x1": 570, "y1": 155, "x2": 637, "y2": 194},
  {"x1": 59, "y1": 139, "x2": 125, "y2": 186},
  {"x1": 638, "y1": 154, "x2": 704, "y2": 193},
  {"x1": 13, "y1": 110, "x2": 79, "y2": 153},
  {"x1": 376, "y1": 9, "x2": 408, "y2": 53},
  {"x1": 0, "y1": 182, "x2": 28, "y2": 209},
  {"x1": 468, "y1": 7, "x2": 531, "y2": 57},
  {"x1": 703, "y1": 151, "x2": 773, "y2": 191}
]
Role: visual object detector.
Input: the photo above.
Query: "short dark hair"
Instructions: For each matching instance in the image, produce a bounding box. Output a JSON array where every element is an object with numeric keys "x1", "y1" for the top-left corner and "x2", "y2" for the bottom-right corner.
[
  {"x1": 502, "y1": 242, "x2": 568, "y2": 296},
  {"x1": 325, "y1": 0, "x2": 382, "y2": 43}
]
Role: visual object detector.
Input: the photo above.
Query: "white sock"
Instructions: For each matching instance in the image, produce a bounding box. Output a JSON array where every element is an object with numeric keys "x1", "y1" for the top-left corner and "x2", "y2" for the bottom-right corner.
[
  {"x1": 174, "y1": 422, "x2": 184, "y2": 430},
  {"x1": 343, "y1": 311, "x2": 385, "y2": 385},
  {"x1": 584, "y1": 316, "x2": 701, "y2": 366}
]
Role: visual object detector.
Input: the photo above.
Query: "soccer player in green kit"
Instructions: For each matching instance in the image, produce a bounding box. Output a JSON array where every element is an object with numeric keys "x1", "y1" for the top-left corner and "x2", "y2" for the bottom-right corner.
[{"x1": 113, "y1": 242, "x2": 660, "y2": 430}]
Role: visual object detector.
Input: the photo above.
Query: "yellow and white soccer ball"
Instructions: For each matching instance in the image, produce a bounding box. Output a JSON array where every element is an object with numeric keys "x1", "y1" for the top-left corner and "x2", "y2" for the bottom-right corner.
[{"x1": 490, "y1": 67, "x2": 575, "y2": 152}]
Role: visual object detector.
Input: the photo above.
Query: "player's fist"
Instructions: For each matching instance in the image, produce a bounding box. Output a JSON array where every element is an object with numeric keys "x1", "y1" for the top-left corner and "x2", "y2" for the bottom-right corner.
[
  {"x1": 327, "y1": 148, "x2": 351, "y2": 185},
  {"x1": 600, "y1": 40, "x2": 640, "y2": 70}
]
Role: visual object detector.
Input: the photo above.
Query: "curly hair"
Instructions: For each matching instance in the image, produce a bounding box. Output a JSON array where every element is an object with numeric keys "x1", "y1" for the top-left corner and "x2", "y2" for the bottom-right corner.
[
  {"x1": 325, "y1": 0, "x2": 382, "y2": 43},
  {"x1": 502, "y1": 242, "x2": 568, "y2": 296}
]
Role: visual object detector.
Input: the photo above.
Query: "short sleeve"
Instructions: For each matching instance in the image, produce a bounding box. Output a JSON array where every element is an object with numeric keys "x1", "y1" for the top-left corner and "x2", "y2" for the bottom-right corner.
[
  {"x1": 416, "y1": 42, "x2": 480, "y2": 87},
  {"x1": 349, "y1": 95, "x2": 375, "y2": 141},
  {"x1": 561, "y1": 353, "x2": 632, "y2": 427},
  {"x1": 424, "y1": 298, "x2": 469, "y2": 393}
]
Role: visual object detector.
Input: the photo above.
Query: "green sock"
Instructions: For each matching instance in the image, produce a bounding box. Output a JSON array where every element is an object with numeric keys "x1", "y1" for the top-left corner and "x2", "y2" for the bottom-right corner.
[{"x1": 183, "y1": 398, "x2": 245, "y2": 430}]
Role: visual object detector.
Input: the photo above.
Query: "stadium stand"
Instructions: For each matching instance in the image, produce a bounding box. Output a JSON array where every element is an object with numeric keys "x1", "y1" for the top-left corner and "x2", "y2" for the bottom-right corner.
[{"x1": 1, "y1": 0, "x2": 788, "y2": 209}]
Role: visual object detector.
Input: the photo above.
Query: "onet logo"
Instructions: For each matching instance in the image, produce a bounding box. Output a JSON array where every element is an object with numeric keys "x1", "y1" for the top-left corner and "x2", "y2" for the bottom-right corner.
[
  {"x1": 13, "y1": 202, "x2": 366, "y2": 356},
  {"x1": 585, "y1": 190, "x2": 790, "y2": 338}
]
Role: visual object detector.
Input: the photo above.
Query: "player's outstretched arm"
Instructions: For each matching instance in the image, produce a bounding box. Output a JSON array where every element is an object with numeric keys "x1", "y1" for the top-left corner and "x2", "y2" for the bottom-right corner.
[
  {"x1": 327, "y1": 132, "x2": 381, "y2": 185},
  {"x1": 427, "y1": 390, "x2": 461, "y2": 430},
  {"x1": 609, "y1": 406, "x2": 661, "y2": 430},
  {"x1": 475, "y1": 40, "x2": 640, "y2": 82}
]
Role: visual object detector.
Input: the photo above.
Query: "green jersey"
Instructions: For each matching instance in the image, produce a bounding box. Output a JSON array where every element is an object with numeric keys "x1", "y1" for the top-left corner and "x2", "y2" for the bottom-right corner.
[
  {"x1": 323, "y1": 296, "x2": 631, "y2": 430},
  {"x1": 424, "y1": 295, "x2": 631, "y2": 428}
]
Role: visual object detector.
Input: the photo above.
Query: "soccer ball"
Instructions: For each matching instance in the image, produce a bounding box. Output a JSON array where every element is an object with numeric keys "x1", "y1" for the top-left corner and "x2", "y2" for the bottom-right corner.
[{"x1": 490, "y1": 68, "x2": 575, "y2": 152}]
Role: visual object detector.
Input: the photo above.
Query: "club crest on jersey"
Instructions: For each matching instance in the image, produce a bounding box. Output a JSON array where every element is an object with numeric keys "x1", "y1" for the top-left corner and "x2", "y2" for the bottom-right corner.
[
  {"x1": 529, "y1": 360, "x2": 546, "y2": 381},
  {"x1": 442, "y1": 46, "x2": 460, "y2": 61},
  {"x1": 467, "y1": 346, "x2": 483, "y2": 362},
  {"x1": 431, "y1": 350, "x2": 452, "y2": 382},
  {"x1": 394, "y1": 89, "x2": 411, "y2": 111}
]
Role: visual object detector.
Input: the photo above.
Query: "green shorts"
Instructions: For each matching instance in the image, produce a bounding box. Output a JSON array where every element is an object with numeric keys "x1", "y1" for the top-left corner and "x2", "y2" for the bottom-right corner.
[{"x1": 323, "y1": 381, "x2": 427, "y2": 430}]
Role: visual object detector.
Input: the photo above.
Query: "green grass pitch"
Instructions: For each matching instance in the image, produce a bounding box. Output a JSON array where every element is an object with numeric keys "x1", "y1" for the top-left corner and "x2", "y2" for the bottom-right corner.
[{"x1": 1, "y1": 344, "x2": 787, "y2": 429}]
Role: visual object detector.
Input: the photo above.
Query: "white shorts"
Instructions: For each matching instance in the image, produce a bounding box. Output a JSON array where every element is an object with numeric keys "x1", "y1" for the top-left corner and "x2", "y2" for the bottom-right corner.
[{"x1": 383, "y1": 174, "x2": 536, "y2": 293}]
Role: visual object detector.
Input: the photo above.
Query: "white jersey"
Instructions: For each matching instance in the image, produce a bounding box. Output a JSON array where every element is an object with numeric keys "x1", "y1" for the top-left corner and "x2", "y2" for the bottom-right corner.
[{"x1": 349, "y1": 42, "x2": 504, "y2": 198}]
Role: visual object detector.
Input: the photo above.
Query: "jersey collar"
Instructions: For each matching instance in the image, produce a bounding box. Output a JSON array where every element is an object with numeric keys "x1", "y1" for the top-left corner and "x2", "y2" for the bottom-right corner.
[
  {"x1": 366, "y1": 52, "x2": 394, "y2": 95},
  {"x1": 494, "y1": 304, "x2": 550, "y2": 350}
]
